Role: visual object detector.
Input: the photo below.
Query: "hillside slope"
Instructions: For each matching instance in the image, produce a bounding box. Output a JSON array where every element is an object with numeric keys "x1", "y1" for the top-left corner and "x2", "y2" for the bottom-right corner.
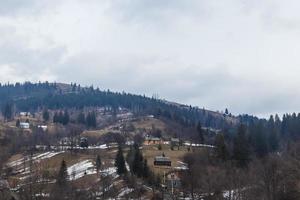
[{"x1": 0, "y1": 82, "x2": 238, "y2": 130}]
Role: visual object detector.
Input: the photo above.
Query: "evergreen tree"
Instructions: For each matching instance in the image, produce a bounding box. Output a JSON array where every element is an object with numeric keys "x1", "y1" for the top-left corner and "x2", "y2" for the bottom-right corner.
[
  {"x1": 132, "y1": 144, "x2": 144, "y2": 177},
  {"x1": 42, "y1": 109, "x2": 50, "y2": 122},
  {"x1": 142, "y1": 159, "x2": 150, "y2": 178},
  {"x1": 58, "y1": 111, "x2": 64, "y2": 124},
  {"x1": 77, "y1": 112, "x2": 86, "y2": 124},
  {"x1": 53, "y1": 112, "x2": 58, "y2": 123},
  {"x1": 96, "y1": 155, "x2": 101, "y2": 173},
  {"x1": 2, "y1": 102, "x2": 13, "y2": 121},
  {"x1": 56, "y1": 160, "x2": 68, "y2": 186},
  {"x1": 196, "y1": 121, "x2": 204, "y2": 143},
  {"x1": 253, "y1": 122, "x2": 268, "y2": 157},
  {"x1": 214, "y1": 133, "x2": 229, "y2": 161},
  {"x1": 233, "y1": 124, "x2": 250, "y2": 167},
  {"x1": 115, "y1": 145, "x2": 127, "y2": 175},
  {"x1": 86, "y1": 111, "x2": 97, "y2": 128},
  {"x1": 16, "y1": 119, "x2": 20, "y2": 127},
  {"x1": 268, "y1": 116, "x2": 279, "y2": 152},
  {"x1": 62, "y1": 110, "x2": 70, "y2": 125},
  {"x1": 225, "y1": 108, "x2": 229, "y2": 115}
]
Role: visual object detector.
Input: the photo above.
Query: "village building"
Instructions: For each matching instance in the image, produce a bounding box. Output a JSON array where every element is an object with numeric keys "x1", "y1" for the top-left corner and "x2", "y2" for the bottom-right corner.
[
  {"x1": 166, "y1": 172, "x2": 181, "y2": 190},
  {"x1": 144, "y1": 135, "x2": 163, "y2": 145},
  {"x1": 80, "y1": 137, "x2": 89, "y2": 148},
  {"x1": 154, "y1": 155, "x2": 171, "y2": 166},
  {"x1": 20, "y1": 122, "x2": 30, "y2": 129},
  {"x1": 20, "y1": 112, "x2": 31, "y2": 117},
  {"x1": 170, "y1": 138, "x2": 180, "y2": 146},
  {"x1": 59, "y1": 137, "x2": 72, "y2": 146},
  {"x1": 37, "y1": 125, "x2": 48, "y2": 131}
]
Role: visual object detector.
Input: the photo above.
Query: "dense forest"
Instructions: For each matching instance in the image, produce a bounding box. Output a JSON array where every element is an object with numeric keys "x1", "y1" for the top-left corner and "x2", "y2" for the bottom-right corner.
[{"x1": 0, "y1": 82, "x2": 235, "y2": 129}]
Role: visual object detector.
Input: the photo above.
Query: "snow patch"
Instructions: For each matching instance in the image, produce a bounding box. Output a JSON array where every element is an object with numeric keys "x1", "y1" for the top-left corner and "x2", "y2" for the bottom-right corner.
[{"x1": 68, "y1": 160, "x2": 96, "y2": 181}]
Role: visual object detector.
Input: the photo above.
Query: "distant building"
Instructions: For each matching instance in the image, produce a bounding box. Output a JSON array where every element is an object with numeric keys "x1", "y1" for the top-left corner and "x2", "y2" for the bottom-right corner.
[
  {"x1": 144, "y1": 135, "x2": 163, "y2": 145},
  {"x1": 20, "y1": 122, "x2": 30, "y2": 129},
  {"x1": 20, "y1": 112, "x2": 31, "y2": 117},
  {"x1": 154, "y1": 155, "x2": 171, "y2": 166},
  {"x1": 167, "y1": 172, "x2": 181, "y2": 189},
  {"x1": 60, "y1": 137, "x2": 72, "y2": 146},
  {"x1": 80, "y1": 137, "x2": 88, "y2": 148},
  {"x1": 171, "y1": 138, "x2": 180, "y2": 146},
  {"x1": 37, "y1": 125, "x2": 48, "y2": 131}
]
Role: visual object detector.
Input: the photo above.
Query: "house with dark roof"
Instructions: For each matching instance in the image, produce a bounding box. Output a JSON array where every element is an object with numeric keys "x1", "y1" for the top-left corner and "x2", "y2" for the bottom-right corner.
[
  {"x1": 171, "y1": 138, "x2": 180, "y2": 146},
  {"x1": 154, "y1": 155, "x2": 171, "y2": 166},
  {"x1": 144, "y1": 135, "x2": 163, "y2": 145}
]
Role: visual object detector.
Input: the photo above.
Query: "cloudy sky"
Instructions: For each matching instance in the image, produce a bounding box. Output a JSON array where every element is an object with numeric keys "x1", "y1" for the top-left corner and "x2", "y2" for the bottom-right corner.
[{"x1": 1, "y1": 0, "x2": 300, "y2": 117}]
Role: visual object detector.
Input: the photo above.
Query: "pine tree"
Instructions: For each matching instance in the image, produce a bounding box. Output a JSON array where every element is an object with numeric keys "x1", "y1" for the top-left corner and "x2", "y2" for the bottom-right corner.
[
  {"x1": 86, "y1": 111, "x2": 97, "y2": 128},
  {"x1": 62, "y1": 110, "x2": 70, "y2": 125},
  {"x1": 58, "y1": 111, "x2": 64, "y2": 124},
  {"x1": 214, "y1": 133, "x2": 229, "y2": 161},
  {"x1": 53, "y1": 112, "x2": 58, "y2": 123},
  {"x1": 268, "y1": 116, "x2": 279, "y2": 152},
  {"x1": 142, "y1": 159, "x2": 150, "y2": 178},
  {"x1": 77, "y1": 112, "x2": 86, "y2": 124},
  {"x1": 115, "y1": 145, "x2": 127, "y2": 175},
  {"x1": 233, "y1": 124, "x2": 250, "y2": 167},
  {"x1": 2, "y1": 102, "x2": 13, "y2": 121},
  {"x1": 42, "y1": 109, "x2": 50, "y2": 122},
  {"x1": 196, "y1": 121, "x2": 204, "y2": 143},
  {"x1": 132, "y1": 144, "x2": 144, "y2": 177},
  {"x1": 96, "y1": 155, "x2": 101, "y2": 173},
  {"x1": 253, "y1": 122, "x2": 268, "y2": 157},
  {"x1": 16, "y1": 119, "x2": 20, "y2": 127},
  {"x1": 56, "y1": 160, "x2": 68, "y2": 186},
  {"x1": 225, "y1": 108, "x2": 229, "y2": 115}
]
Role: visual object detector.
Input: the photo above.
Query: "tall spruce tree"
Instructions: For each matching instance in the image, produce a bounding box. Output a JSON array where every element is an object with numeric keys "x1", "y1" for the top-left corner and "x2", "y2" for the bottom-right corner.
[
  {"x1": 115, "y1": 145, "x2": 127, "y2": 175},
  {"x1": 268, "y1": 116, "x2": 279, "y2": 152},
  {"x1": 77, "y1": 112, "x2": 86, "y2": 124},
  {"x1": 2, "y1": 102, "x2": 13, "y2": 121},
  {"x1": 57, "y1": 160, "x2": 68, "y2": 186},
  {"x1": 42, "y1": 109, "x2": 50, "y2": 122},
  {"x1": 233, "y1": 124, "x2": 250, "y2": 167},
  {"x1": 214, "y1": 133, "x2": 229, "y2": 161},
  {"x1": 132, "y1": 144, "x2": 144, "y2": 177},
  {"x1": 62, "y1": 110, "x2": 70, "y2": 125},
  {"x1": 196, "y1": 121, "x2": 204, "y2": 143},
  {"x1": 253, "y1": 122, "x2": 269, "y2": 157},
  {"x1": 96, "y1": 155, "x2": 102, "y2": 173}
]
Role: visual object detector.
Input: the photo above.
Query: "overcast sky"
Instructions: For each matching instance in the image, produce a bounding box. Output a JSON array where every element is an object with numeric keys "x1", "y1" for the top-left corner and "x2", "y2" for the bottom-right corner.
[{"x1": 1, "y1": 0, "x2": 300, "y2": 117}]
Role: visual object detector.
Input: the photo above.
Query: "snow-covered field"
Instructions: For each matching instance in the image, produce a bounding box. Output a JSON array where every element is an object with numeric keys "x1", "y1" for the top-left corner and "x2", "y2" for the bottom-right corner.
[
  {"x1": 7, "y1": 151, "x2": 64, "y2": 168},
  {"x1": 67, "y1": 160, "x2": 96, "y2": 180},
  {"x1": 184, "y1": 142, "x2": 215, "y2": 148},
  {"x1": 117, "y1": 187, "x2": 134, "y2": 198},
  {"x1": 174, "y1": 161, "x2": 188, "y2": 170},
  {"x1": 67, "y1": 159, "x2": 120, "y2": 181}
]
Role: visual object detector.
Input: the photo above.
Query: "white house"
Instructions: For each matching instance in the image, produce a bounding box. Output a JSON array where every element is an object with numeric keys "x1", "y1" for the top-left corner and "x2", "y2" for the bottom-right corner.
[
  {"x1": 20, "y1": 112, "x2": 31, "y2": 117},
  {"x1": 20, "y1": 122, "x2": 30, "y2": 129},
  {"x1": 38, "y1": 125, "x2": 48, "y2": 131}
]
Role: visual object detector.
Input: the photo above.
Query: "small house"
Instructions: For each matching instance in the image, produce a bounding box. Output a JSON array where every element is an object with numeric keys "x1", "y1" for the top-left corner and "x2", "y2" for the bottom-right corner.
[
  {"x1": 171, "y1": 138, "x2": 180, "y2": 146},
  {"x1": 167, "y1": 172, "x2": 181, "y2": 189},
  {"x1": 154, "y1": 155, "x2": 171, "y2": 166},
  {"x1": 37, "y1": 125, "x2": 48, "y2": 131},
  {"x1": 80, "y1": 137, "x2": 89, "y2": 148},
  {"x1": 144, "y1": 135, "x2": 163, "y2": 145},
  {"x1": 20, "y1": 112, "x2": 31, "y2": 117},
  {"x1": 20, "y1": 122, "x2": 30, "y2": 129}
]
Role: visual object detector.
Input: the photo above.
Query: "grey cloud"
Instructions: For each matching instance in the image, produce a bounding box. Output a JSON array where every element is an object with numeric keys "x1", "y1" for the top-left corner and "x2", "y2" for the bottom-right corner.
[
  {"x1": 0, "y1": 24, "x2": 65, "y2": 82},
  {"x1": 1, "y1": 0, "x2": 300, "y2": 117}
]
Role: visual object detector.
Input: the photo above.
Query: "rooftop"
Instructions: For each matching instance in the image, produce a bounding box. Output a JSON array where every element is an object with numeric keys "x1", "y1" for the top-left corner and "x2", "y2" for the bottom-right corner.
[{"x1": 154, "y1": 156, "x2": 171, "y2": 162}]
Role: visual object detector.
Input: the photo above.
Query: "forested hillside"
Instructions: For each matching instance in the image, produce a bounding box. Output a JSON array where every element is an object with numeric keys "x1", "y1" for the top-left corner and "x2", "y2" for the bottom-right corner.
[
  {"x1": 0, "y1": 82, "x2": 236, "y2": 130},
  {"x1": 1, "y1": 82, "x2": 300, "y2": 199}
]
